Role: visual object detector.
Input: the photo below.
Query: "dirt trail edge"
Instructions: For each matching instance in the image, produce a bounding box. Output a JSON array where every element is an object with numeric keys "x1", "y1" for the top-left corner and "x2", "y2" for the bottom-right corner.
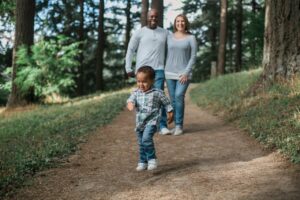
[{"x1": 8, "y1": 85, "x2": 300, "y2": 200}]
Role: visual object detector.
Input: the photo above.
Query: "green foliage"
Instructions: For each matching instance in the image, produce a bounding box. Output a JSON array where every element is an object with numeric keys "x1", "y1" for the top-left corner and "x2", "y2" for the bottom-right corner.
[
  {"x1": 191, "y1": 69, "x2": 300, "y2": 163},
  {"x1": 0, "y1": 90, "x2": 129, "y2": 197},
  {"x1": 3, "y1": 36, "x2": 81, "y2": 101}
]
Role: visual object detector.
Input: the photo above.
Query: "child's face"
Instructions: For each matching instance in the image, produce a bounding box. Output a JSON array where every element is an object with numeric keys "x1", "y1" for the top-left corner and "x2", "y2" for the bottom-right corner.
[{"x1": 136, "y1": 72, "x2": 153, "y2": 92}]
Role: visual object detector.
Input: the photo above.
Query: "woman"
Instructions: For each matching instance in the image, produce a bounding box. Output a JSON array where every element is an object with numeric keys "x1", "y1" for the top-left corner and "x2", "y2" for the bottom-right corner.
[{"x1": 165, "y1": 14, "x2": 197, "y2": 136}]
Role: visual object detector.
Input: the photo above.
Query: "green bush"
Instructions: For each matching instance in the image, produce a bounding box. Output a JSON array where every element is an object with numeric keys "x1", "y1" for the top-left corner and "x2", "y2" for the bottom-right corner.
[{"x1": 2, "y1": 35, "x2": 80, "y2": 101}]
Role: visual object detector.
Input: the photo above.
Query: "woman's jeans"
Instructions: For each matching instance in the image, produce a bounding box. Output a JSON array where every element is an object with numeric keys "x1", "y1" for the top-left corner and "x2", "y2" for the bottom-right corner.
[
  {"x1": 154, "y1": 70, "x2": 167, "y2": 130},
  {"x1": 136, "y1": 125, "x2": 157, "y2": 163},
  {"x1": 166, "y1": 79, "x2": 190, "y2": 128}
]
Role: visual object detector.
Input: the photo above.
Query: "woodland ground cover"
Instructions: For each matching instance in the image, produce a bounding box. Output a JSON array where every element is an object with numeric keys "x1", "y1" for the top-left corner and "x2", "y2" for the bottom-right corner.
[
  {"x1": 191, "y1": 69, "x2": 300, "y2": 163},
  {"x1": 0, "y1": 89, "x2": 129, "y2": 196}
]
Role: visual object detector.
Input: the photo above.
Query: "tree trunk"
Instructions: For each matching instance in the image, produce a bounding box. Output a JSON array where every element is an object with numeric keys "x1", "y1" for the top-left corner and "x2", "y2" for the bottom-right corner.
[
  {"x1": 96, "y1": 0, "x2": 104, "y2": 90},
  {"x1": 7, "y1": 0, "x2": 35, "y2": 108},
  {"x1": 262, "y1": 0, "x2": 300, "y2": 81},
  {"x1": 141, "y1": 0, "x2": 149, "y2": 27},
  {"x1": 151, "y1": 0, "x2": 163, "y2": 27},
  {"x1": 235, "y1": 0, "x2": 243, "y2": 72},
  {"x1": 77, "y1": 0, "x2": 84, "y2": 95},
  {"x1": 210, "y1": 3, "x2": 218, "y2": 65},
  {"x1": 250, "y1": 0, "x2": 257, "y2": 65},
  {"x1": 125, "y1": 0, "x2": 131, "y2": 51},
  {"x1": 217, "y1": 0, "x2": 227, "y2": 75}
]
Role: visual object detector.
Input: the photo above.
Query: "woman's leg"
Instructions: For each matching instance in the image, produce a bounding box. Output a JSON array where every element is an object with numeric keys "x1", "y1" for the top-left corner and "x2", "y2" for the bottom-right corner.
[
  {"x1": 166, "y1": 79, "x2": 177, "y2": 121},
  {"x1": 174, "y1": 80, "x2": 190, "y2": 128}
]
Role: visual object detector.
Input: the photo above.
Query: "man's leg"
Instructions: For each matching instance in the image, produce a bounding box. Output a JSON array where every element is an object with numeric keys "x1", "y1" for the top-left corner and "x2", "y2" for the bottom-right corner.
[{"x1": 154, "y1": 70, "x2": 168, "y2": 131}]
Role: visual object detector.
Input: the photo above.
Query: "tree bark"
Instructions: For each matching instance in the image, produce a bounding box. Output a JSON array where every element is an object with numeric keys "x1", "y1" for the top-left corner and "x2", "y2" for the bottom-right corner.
[
  {"x1": 96, "y1": 0, "x2": 104, "y2": 90},
  {"x1": 151, "y1": 0, "x2": 163, "y2": 27},
  {"x1": 235, "y1": 0, "x2": 243, "y2": 72},
  {"x1": 217, "y1": 0, "x2": 227, "y2": 75},
  {"x1": 262, "y1": 0, "x2": 300, "y2": 81},
  {"x1": 77, "y1": 0, "x2": 84, "y2": 95},
  {"x1": 141, "y1": 0, "x2": 149, "y2": 27},
  {"x1": 125, "y1": 0, "x2": 131, "y2": 51},
  {"x1": 7, "y1": 0, "x2": 35, "y2": 108}
]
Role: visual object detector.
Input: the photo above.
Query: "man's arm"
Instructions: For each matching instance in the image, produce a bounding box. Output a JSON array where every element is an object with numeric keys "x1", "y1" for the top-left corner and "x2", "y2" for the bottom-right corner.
[{"x1": 125, "y1": 30, "x2": 141, "y2": 76}]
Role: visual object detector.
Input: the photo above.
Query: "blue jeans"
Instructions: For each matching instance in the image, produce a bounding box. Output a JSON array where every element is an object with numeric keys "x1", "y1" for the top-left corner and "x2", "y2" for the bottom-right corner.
[
  {"x1": 136, "y1": 125, "x2": 157, "y2": 163},
  {"x1": 166, "y1": 79, "x2": 190, "y2": 128},
  {"x1": 154, "y1": 70, "x2": 167, "y2": 130}
]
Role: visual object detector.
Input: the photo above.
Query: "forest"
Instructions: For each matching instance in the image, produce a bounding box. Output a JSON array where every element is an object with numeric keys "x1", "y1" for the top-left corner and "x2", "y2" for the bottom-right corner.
[
  {"x1": 0, "y1": 0, "x2": 267, "y2": 107},
  {"x1": 1, "y1": 0, "x2": 300, "y2": 199}
]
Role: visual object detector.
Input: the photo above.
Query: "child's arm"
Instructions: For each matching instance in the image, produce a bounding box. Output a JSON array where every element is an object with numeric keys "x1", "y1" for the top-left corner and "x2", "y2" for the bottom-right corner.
[
  {"x1": 167, "y1": 111, "x2": 174, "y2": 124},
  {"x1": 159, "y1": 91, "x2": 174, "y2": 124},
  {"x1": 127, "y1": 102, "x2": 135, "y2": 111},
  {"x1": 126, "y1": 91, "x2": 137, "y2": 111}
]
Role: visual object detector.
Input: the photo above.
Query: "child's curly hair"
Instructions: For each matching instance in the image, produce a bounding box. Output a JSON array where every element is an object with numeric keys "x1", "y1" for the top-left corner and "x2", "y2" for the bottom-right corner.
[{"x1": 137, "y1": 66, "x2": 155, "y2": 80}]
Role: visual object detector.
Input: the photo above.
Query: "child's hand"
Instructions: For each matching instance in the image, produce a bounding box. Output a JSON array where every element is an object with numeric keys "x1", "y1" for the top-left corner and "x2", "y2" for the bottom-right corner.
[
  {"x1": 167, "y1": 111, "x2": 174, "y2": 124},
  {"x1": 127, "y1": 102, "x2": 135, "y2": 111}
]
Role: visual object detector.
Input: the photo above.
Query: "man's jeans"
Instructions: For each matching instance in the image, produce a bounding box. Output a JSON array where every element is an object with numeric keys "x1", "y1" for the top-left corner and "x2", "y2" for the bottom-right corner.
[
  {"x1": 154, "y1": 70, "x2": 167, "y2": 130},
  {"x1": 166, "y1": 79, "x2": 190, "y2": 128},
  {"x1": 136, "y1": 125, "x2": 157, "y2": 163}
]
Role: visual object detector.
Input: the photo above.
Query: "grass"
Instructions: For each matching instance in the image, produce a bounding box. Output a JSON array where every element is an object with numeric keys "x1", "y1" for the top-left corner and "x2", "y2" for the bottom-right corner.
[
  {"x1": 190, "y1": 68, "x2": 300, "y2": 163},
  {"x1": 0, "y1": 89, "x2": 130, "y2": 197}
]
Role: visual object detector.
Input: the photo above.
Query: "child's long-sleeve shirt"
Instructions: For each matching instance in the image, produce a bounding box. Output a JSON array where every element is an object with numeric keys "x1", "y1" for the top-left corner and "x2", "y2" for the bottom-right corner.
[{"x1": 127, "y1": 87, "x2": 173, "y2": 131}]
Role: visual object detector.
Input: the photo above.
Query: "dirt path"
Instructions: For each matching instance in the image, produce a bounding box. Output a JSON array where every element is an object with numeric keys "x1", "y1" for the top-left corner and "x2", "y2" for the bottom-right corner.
[{"x1": 7, "y1": 86, "x2": 300, "y2": 200}]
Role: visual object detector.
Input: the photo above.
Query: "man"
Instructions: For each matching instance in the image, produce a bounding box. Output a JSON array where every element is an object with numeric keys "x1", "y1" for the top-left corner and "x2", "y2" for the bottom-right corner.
[{"x1": 125, "y1": 9, "x2": 171, "y2": 135}]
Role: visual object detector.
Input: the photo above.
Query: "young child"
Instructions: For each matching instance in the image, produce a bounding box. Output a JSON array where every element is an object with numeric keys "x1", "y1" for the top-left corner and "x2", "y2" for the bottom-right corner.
[{"x1": 127, "y1": 66, "x2": 173, "y2": 171}]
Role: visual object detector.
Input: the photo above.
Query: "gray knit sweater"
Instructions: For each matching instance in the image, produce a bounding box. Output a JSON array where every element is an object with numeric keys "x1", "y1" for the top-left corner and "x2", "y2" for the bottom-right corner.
[
  {"x1": 125, "y1": 26, "x2": 168, "y2": 73},
  {"x1": 165, "y1": 34, "x2": 197, "y2": 80}
]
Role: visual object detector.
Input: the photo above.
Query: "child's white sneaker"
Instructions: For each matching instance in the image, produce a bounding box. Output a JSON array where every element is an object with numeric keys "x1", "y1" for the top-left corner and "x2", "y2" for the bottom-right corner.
[
  {"x1": 173, "y1": 127, "x2": 183, "y2": 136},
  {"x1": 159, "y1": 127, "x2": 171, "y2": 135},
  {"x1": 147, "y1": 159, "x2": 158, "y2": 170},
  {"x1": 136, "y1": 163, "x2": 147, "y2": 171}
]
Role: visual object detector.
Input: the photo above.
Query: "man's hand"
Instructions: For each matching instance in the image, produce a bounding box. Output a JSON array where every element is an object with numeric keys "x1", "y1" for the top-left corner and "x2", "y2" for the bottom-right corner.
[
  {"x1": 167, "y1": 111, "x2": 174, "y2": 124},
  {"x1": 127, "y1": 72, "x2": 135, "y2": 78},
  {"x1": 127, "y1": 102, "x2": 135, "y2": 111}
]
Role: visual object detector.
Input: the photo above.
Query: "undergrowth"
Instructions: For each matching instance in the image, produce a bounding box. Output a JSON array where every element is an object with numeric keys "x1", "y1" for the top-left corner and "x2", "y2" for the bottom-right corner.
[{"x1": 191, "y1": 68, "x2": 300, "y2": 163}]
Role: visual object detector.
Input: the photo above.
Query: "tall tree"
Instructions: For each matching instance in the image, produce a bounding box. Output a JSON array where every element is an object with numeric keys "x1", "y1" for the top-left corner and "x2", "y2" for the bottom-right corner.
[
  {"x1": 77, "y1": 0, "x2": 84, "y2": 95},
  {"x1": 95, "y1": 0, "x2": 105, "y2": 90},
  {"x1": 235, "y1": 0, "x2": 243, "y2": 72},
  {"x1": 217, "y1": 0, "x2": 228, "y2": 75},
  {"x1": 141, "y1": 0, "x2": 149, "y2": 27},
  {"x1": 7, "y1": 0, "x2": 35, "y2": 107},
  {"x1": 262, "y1": 0, "x2": 300, "y2": 81},
  {"x1": 125, "y1": 0, "x2": 131, "y2": 51},
  {"x1": 151, "y1": 0, "x2": 163, "y2": 27}
]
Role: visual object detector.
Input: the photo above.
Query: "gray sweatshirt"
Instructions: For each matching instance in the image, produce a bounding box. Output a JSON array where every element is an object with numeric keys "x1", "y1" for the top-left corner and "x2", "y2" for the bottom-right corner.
[
  {"x1": 125, "y1": 26, "x2": 168, "y2": 73},
  {"x1": 165, "y1": 34, "x2": 197, "y2": 80}
]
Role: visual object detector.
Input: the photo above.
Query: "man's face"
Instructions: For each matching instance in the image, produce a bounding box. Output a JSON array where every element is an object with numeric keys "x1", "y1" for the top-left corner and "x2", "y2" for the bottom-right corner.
[{"x1": 147, "y1": 10, "x2": 158, "y2": 29}]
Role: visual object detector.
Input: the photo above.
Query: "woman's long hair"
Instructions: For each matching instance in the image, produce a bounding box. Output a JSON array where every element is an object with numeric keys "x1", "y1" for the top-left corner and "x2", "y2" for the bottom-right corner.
[{"x1": 173, "y1": 14, "x2": 191, "y2": 34}]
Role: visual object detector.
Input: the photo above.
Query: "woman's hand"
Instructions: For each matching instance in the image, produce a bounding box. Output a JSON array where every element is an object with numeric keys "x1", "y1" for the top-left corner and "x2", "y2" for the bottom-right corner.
[
  {"x1": 179, "y1": 74, "x2": 188, "y2": 84},
  {"x1": 127, "y1": 102, "x2": 135, "y2": 111}
]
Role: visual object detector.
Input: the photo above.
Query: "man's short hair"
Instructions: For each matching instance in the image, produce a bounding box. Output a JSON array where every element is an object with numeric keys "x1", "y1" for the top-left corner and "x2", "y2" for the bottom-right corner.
[{"x1": 137, "y1": 66, "x2": 155, "y2": 80}]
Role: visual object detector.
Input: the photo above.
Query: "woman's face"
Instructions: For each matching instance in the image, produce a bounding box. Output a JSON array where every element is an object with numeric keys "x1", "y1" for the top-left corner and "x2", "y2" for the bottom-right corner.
[{"x1": 175, "y1": 16, "x2": 186, "y2": 32}]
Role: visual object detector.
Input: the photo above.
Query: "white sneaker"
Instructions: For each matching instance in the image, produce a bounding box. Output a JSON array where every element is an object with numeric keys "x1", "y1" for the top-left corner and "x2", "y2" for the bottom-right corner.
[
  {"x1": 136, "y1": 163, "x2": 147, "y2": 171},
  {"x1": 159, "y1": 127, "x2": 171, "y2": 135},
  {"x1": 147, "y1": 159, "x2": 158, "y2": 170},
  {"x1": 173, "y1": 127, "x2": 183, "y2": 136}
]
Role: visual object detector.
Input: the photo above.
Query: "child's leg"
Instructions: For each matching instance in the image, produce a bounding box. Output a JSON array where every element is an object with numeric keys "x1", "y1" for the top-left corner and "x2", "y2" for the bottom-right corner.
[
  {"x1": 136, "y1": 129, "x2": 147, "y2": 163},
  {"x1": 141, "y1": 125, "x2": 157, "y2": 161}
]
